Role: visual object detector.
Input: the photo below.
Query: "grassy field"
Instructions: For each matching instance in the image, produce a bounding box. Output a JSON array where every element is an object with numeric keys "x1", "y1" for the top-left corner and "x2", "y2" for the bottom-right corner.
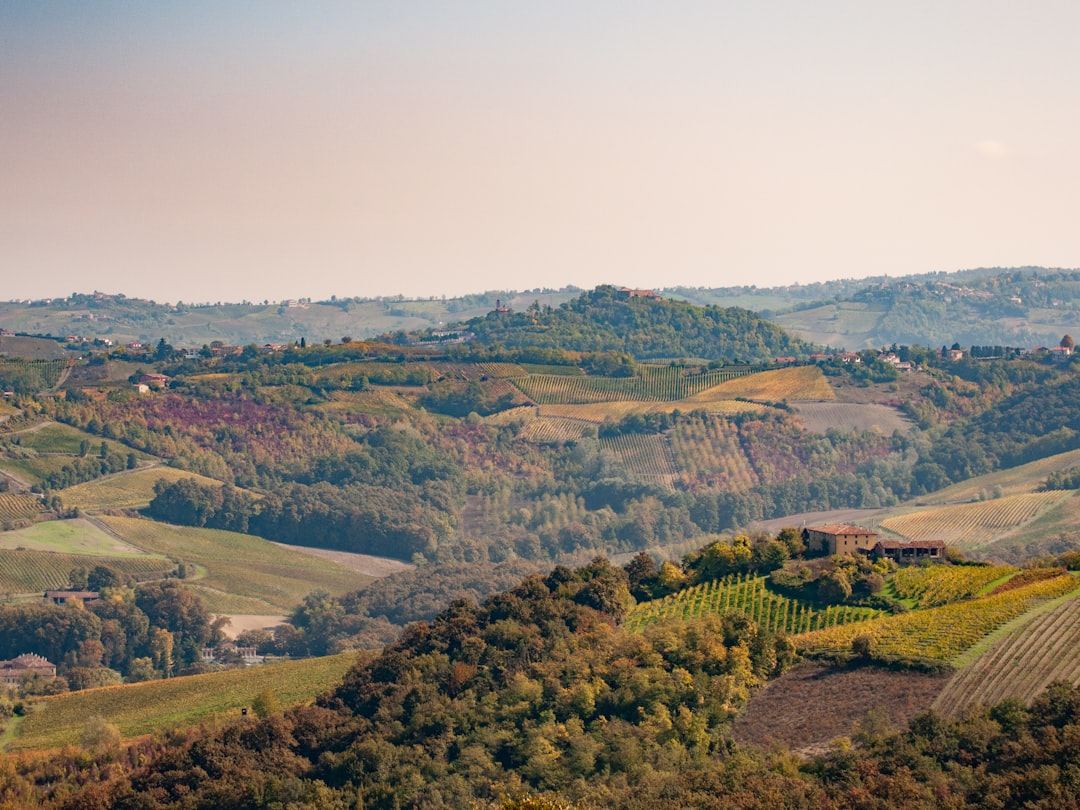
[
  {"x1": 10, "y1": 652, "x2": 361, "y2": 751},
  {"x1": 59, "y1": 467, "x2": 223, "y2": 511},
  {"x1": 793, "y1": 401, "x2": 912, "y2": 435},
  {"x1": 773, "y1": 302, "x2": 887, "y2": 347},
  {"x1": 920, "y1": 448, "x2": 1080, "y2": 504},
  {"x1": 3, "y1": 422, "x2": 142, "y2": 457},
  {"x1": 688, "y1": 366, "x2": 836, "y2": 402},
  {"x1": 0, "y1": 518, "x2": 157, "y2": 557},
  {"x1": 98, "y1": 515, "x2": 372, "y2": 612}
]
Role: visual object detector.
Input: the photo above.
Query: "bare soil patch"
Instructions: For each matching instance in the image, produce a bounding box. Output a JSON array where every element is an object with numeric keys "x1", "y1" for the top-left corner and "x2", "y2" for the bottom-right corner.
[
  {"x1": 271, "y1": 543, "x2": 414, "y2": 577},
  {"x1": 733, "y1": 662, "x2": 951, "y2": 755}
]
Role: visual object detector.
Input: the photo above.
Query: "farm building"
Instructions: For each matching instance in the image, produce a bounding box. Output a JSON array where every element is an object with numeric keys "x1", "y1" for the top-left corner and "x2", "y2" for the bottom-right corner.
[
  {"x1": 44, "y1": 590, "x2": 100, "y2": 607},
  {"x1": 0, "y1": 653, "x2": 56, "y2": 686},
  {"x1": 803, "y1": 524, "x2": 879, "y2": 556},
  {"x1": 873, "y1": 539, "x2": 946, "y2": 564}
]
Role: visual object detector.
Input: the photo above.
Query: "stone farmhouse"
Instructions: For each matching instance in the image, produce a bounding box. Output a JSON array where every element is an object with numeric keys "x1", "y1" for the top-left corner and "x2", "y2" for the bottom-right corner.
[
  {"x1": 1, "y1": 653, "x2": 56, "y2": 686},
  {"x1": 803, "y1": 524, "x2": 879, "y2": 556}
]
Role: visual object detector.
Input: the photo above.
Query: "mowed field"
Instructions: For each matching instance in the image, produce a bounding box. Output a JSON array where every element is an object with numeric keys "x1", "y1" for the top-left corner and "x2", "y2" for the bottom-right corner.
[
  {"x1": 0, "y1": 519, "x2": 173, "y2": 594},
  {"x1": 794, "y1": 402, "x2": 912, "y2": 435},
  {"x1": 98, "y1": 515, "x2": 371, "y2": 613},
  {"x1": 10, "y1": 652, "x2": 361, "y2": 751},
  {"x1": 59, "y1": 467, "x2": 224, "y2": 511}
]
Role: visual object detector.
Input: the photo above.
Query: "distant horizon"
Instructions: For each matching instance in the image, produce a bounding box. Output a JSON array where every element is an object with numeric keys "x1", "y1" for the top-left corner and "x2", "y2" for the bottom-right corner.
[{"x1": 4, "y1": 264, "x2": 1077, "y2": 309}]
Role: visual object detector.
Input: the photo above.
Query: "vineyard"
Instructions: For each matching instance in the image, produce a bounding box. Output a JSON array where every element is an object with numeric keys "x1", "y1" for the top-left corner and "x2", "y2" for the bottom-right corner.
[
  {"x1": 11, "y1": 651, "x2": 359, "y2": 751},
  {"x1": 889, "y1": 565, "x2": 1016, "y2": 608},
  {"x1": 512, "y1": 365, "x2": 755, "y2": 405},
  {"x1": 682, "y1": 366, "x2": 835, "y2": 404},
  {"x1": 932, "y1": 591, "x2": 1080, "y2": 717},
  {"x1": 0, "y1": 358, "x2": 70, "y2": 392},
  {"x1": 878, "y1": 491, "x2": 1069, "y2": 549},
  {"x1": 599, "y1": 433, "x2": 677, "y2": 488},
  {"x1": 516, "y1": 416, "x2": 590, "y2": 444},
  {"x1": 58, "y1": 466, "x2": 222, "y2": 511},
  {"x1": 794, "y1": 573, "x2": 1080, "y2": 663},
  {"x1": 99, "y1": 515, "x2": 371, "y2": 612},
  {"x1": 623, "y1": 573, "x2": 884, "y2": 635},
  {"x1": 668, "y1": 416, "x2": 759, "y2": 492},
  {"x1": 0, "y1": 549, "x2": 171, "y2": 595},
  {"x1": 0, "y1": 492, "x2": 42, "y2": 525}
]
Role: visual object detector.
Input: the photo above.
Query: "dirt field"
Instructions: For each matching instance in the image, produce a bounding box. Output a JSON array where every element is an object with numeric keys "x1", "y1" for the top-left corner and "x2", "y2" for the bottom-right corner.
[
  {"x1": 733, "y1": 662, "x2": 951, "y2": 755},
  {"x1": 215, "y1": 614, "x2": 288, "y2": 639},
  {"x1": 793, "y1": 401, "x2": 913, "y2": 435}
]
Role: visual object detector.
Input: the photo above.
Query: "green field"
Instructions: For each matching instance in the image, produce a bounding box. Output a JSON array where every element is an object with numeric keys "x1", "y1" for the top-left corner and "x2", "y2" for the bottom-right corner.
[
  {"x1": 59, "y1": 467, "x2": 222, "y2": 511},
  {"x1": 99, "y1": 515, "x2": 372, "y2": 612},
  {"x1": 3, "y1": 422, "x2": 137, "y2": 456},
  {"x1": 0, "y1": 518, "x2": 158, "y2": 557},
  {"x1": 10, "y1": 652, "x2": 361, "y2": 751}
]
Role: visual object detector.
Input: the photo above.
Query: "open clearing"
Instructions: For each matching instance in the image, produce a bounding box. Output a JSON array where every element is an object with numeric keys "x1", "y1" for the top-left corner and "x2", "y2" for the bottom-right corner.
[
  {"x1": 0, "y1": 518, "x2": 155, "y2": 557},
  {"x1": 794, "y1": 401, "x2": 912, "y2": 435},
  {"x1": 733, "y1": 662, "x2": 950, "y2": 755},
  {"x1": 272, "y1": 542, "x2": 414, "y2": 577},
  {"x1": 59, "y1": 466, "x2": 223, "y2": 511}
]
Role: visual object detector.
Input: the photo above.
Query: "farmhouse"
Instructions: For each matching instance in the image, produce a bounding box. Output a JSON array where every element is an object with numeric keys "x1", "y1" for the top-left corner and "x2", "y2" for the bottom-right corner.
[
  {"x1": 873, "y1": 539, "x2": 946, "y2": 564},
  {"x1": 0, "y1": 653, "x2": 56, "y2": 686},
  {"x1": 616, "y1": 287, "x2": 662, "y2": 301},
  {"x1": 44, "y1": 590, "x2": 100, "y2": 607},
  {"x1": 803, "y1": 524, "x2": 879, "y2": 556}
]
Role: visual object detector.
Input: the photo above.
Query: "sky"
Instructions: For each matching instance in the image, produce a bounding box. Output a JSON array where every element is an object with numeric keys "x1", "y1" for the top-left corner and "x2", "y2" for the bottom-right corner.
[{"x1": 4, "y1": 1, "x2": 1080, "y2": 303}]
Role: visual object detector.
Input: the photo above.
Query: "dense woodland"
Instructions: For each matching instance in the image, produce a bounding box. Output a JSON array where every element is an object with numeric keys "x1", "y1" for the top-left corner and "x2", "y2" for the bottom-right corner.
[{"x1": 4, "y1": 558, "x2": 1080, "y2": 808}]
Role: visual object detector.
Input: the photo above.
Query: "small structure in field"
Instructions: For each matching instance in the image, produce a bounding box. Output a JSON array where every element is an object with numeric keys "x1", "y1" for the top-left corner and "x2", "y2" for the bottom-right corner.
[
  {"x1": 803, "y1": 524, "x2": 879, "y2": 556},
  {"x1": 873, "y1": 539, "x2": 946, "y2": 564}
]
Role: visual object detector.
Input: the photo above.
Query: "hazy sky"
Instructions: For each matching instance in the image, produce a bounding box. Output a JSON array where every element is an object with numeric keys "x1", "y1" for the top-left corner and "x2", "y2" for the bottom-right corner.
[{"x1": 4, "y1": 2, "x2": 1080, "y2": 303}]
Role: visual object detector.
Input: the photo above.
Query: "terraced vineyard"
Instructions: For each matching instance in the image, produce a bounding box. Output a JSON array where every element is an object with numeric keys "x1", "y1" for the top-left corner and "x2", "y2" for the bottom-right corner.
[
  {"x1": 0, "y1": 549, "x2": 171, "y2": 595},
  {"x1": 933, "y1": 591, "x2": 1080, "y2": 717},
  {"x1": 0, "y1": 492, "x2": 42, "y2": 524},
  {"x1": 890, "y1": 565, "x2": 1016, "y2": 608},
  {"x1": 11, "y1": 652, "x2": 359, "y2": 751},
  {"x1": 513, "y1": 365, "x2": 754, "y2": 405},
  {"x1": 599, "y1": 433, "x2": 677, "y2": 487},
  {"x1": 624, "y1": 574, "x2": 883, "y2": 635},
  {"x1": 795, "y1": 574, "x2": 1080, "y2": 663},
  {"x1": 878, "y1": 492, "x2": 1069, "y2": 549}
]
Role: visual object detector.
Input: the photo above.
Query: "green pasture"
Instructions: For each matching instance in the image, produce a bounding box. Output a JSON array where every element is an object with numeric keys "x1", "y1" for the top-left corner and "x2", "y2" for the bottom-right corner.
[
  {"x1": 99, "y1": 515, "x2": 372, "y2": 612},
  {"x1": 0, "y1": 518, "x2": 156, "y2": 557},
  {"x1": 10, "y1": 652, "x2": 360, "y2": 751}
]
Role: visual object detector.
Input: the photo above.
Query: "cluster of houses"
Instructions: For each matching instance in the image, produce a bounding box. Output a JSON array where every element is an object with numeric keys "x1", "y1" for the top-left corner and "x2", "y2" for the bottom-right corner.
[{"x1": 802, "y1": 523, "x2": 946, "y2": 563}]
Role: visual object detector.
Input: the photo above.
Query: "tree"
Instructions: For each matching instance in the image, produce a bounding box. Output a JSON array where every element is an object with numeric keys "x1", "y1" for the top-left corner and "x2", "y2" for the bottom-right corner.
[
  {"x1": 251, "y1": 688, "x2": 280, "y2": 718},
  {"x1": 1062, "y1": 334, "x2": 1075, "y2": 351}
]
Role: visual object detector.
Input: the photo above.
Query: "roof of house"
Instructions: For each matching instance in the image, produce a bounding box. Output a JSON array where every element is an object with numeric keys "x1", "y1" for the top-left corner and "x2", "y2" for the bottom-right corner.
[{"x1": 806, "y1": 523, "x2": 877, "y2": 536}]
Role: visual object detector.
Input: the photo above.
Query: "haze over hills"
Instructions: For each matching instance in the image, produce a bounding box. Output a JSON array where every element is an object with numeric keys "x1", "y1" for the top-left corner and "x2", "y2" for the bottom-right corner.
[{"x1": 3, "y1": 266, "x2": 1080, "y2": 352}]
